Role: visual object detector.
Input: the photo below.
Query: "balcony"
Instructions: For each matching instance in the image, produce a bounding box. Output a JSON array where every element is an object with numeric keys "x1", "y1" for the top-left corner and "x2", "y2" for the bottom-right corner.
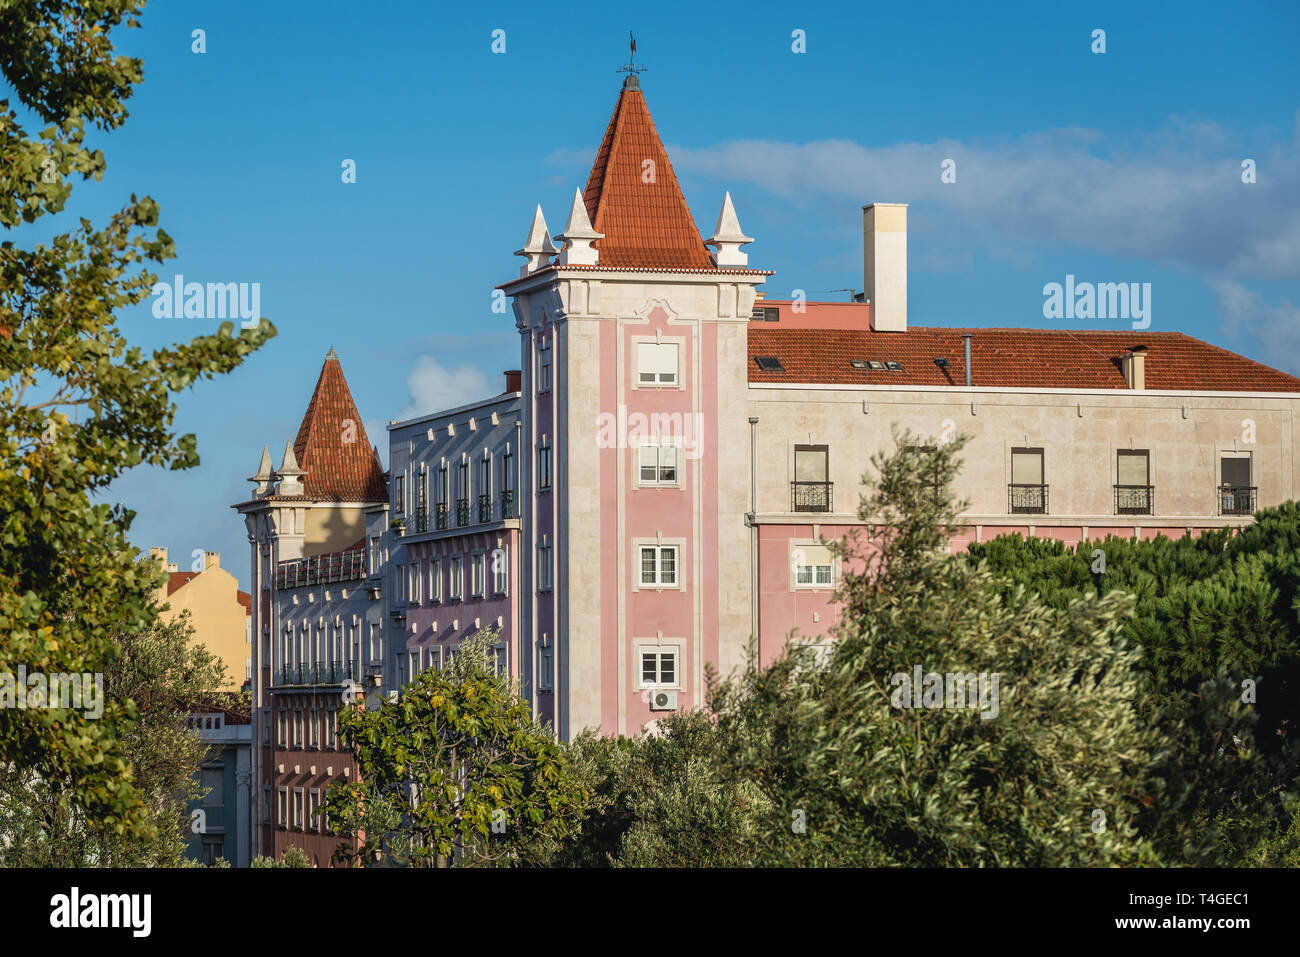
[
  {"x1": 478, "y1": 493, "x2": 493, "y2": 523},
  {"x1": 281, "y1": 662, "x2": 359, "y2": 685},
  {"x1": 1008, "y1": 483, "x2": 1048, "y2": 515},
  {"x1": 415, "y1": 503, "x2": 428, "y2": 533},
  {"x1": 501, "y1": 489, "x2": 515, "y2": 520},
  {"x1": 435, "y1": 502, "x2": 448, "y2": 530},
  {"x1": 1114, "y1": 485, "x2": 1154, "y2": 516},
  {"x1": 456, "y1": 498, "x2": 470, "y2": 527},
  {"x1": 1218, "y1": 485, "x2": 1256, "y2": 516},
  {"x1": 791, "y1": 481, "x2": 833, "y2": 513}
]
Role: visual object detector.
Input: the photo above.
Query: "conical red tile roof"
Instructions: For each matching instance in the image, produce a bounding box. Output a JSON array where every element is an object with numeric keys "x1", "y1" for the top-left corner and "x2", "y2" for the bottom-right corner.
[
  {"x1": 291, "y1": 350, "x2": 388, "y2": 502},
  {"x1": 581, "y1": 79, "x2": 715, "y2": 269}
]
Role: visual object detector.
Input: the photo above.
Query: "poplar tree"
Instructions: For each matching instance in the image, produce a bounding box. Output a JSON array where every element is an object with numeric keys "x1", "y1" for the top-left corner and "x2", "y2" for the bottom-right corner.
[{"x1": 0, "y1": 0, "x2": 275, "y2": 839}]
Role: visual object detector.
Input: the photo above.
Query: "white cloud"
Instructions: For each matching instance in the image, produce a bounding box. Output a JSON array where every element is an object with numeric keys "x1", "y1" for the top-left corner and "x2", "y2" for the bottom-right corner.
[
  {"x1": 539, "y1": 115, "x2": 1300, "y2": 280},
  {"x1": 1211, "y1": 279, "x2": 1300, "y2": 374},
  {"x1": 397, "y1": 356, "x2": 494, "y2": 421}
]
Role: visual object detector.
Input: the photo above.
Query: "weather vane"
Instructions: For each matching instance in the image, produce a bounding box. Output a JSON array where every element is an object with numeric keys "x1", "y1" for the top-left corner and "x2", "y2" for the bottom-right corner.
[{"x1": 617, "y1": 30, "x2": 645, "y2": 76}]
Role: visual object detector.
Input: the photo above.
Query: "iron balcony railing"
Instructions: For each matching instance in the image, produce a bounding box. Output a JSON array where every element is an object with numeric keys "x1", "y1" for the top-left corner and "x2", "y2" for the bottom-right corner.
[
  {"x1": 281, "y1": 662, "x2": 359, "y2": 685},
  {"x1": 1008, "y1": 483, "x2": 1048, "y2": 515},
  {"x1": 1114, "y1": 484, "x2": 1154, "y2": 515},
  {"x1": 478, "y1": 493, "x2": 493, "y2": 523},
  {"x1": 501, "y1": 489, "x2": 515, "y2": 519},
  {"x1": 456, "y1": 498, "x2": 470, "y2": 527},
  {"x1": 1218, "y1": 485, "x2": 1257, "y2": 516},
  {"x1": 275, "y1": 550, "x2": 367, "y2": 589},
  {"x1": 415, "y1": 503, "x2": 428, "y2": 533},
  {"x1": 435, "y1": 502, "x2": 448, "y2": 530},
  {"x1": 791, "y1": 481, "x2": 833, "y2": 513}
]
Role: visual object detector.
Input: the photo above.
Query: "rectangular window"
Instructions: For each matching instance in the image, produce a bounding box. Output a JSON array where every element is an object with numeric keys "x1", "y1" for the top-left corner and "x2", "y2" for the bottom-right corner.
[
  {"x1": 409, "y1": 562, "x2": 421, "y2": 605},
  {"x1": 308, "y1": 788, "x2": 321, "y2": 833},
  {"x1": 277, "y1": 787, "x2": 288, "y2": 829},
  {"x1": 639, "y1": 545, "x2": 678, "y2": 586},
  {"x1": 1010, "y1": 447, "x2": 1046, "y2": 514},
  {"x1": 538, "y1": 543, "x2": 553, "y2": 591},
  {"x1": 426, "y1": 645, "x2": 443, "y2": 672},
  {"x1": 449, "y1": 557, "x2": 463, "y2": 600},
  {"x1": 431, "y1": 558, "x2": 442, "y2": 602},
  {"x1": 538, "y1": 636, "x2": 553, "y2": 691},
  {"x1": 293, "y1": 788, "x2": 304, "y2": 830},
  {"x1": 794, "y1": 544, "x2": 834, "y2": 587},
  {"x1": 293, "y1": 709, "x2": 303, "y2": 749},
  {"x1": 308, "y1": 708, "x2": 319, "y2": 749},
  {"x1": 394, "y1": 474, "x2": 404, "y2": 515},
  {"x1": 368, "y1": 536, "x2": 380, "y2": 575},
  {"x1": 277, "y1": 709, "x2": 287, "y2": 748},
  {"x1": 1116, "y1": 449, "x2": 1152, "y2": 514},
  {"x1": 493, "y1": 547, "x2": 508, "y2": 594},
  {"x1": 325, "y1": 709, "x2": 337, "y2": 750},
  {"x1": 1220, "y1": 452, "x2": 1254, "y2": 515},
  {"x1": 537, "y1": 442, "x2": 552, "y2": 491},
  {"x1": 1221, "y1": 452, "x2": 1252, "y2": 488},
  {"x1": 395, "y1": 563, "x2": 405, "y2": 603},
  {"x1": 410, "y1": 650, "x2": 420, "y2": 680},
  {"x1": 538, "y1": 342, "x2": 552, "y2": 393},
  {"x1": 640, "y1": 647, "x2": 678, "y2": 687},
  {"x1": 472, "y1": 553, "x2": 485, "y2": 597},
  {"x1": 638, "y1": 445, "x2": 679, "y2": 485},
  {"x1": 636, "y1": 341, "x2": 679, "y2": 385},
  {"x1": 793, "y1": 445, "x2": 831, "y2": 512}
]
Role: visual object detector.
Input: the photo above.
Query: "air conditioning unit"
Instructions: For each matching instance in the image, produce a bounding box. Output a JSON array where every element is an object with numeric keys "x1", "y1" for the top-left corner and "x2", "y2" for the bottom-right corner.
[{"x1": 649, "y1": 689, "x2": 677, "y2": 711}]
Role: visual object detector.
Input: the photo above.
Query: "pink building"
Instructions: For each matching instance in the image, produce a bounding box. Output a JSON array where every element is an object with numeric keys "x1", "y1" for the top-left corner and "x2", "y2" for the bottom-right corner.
[{"x1": 496, "y1": 74, "x2": 1300, "y2": 739}]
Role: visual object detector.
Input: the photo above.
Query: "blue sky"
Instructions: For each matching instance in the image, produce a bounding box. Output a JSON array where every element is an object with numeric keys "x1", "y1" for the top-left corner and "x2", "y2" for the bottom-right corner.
[{"x1": 8, "y1": 0, "x2": 1297, "y2": 587}]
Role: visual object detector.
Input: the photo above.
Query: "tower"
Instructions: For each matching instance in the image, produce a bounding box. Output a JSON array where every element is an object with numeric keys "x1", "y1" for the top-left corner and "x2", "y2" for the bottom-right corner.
[{"x1": 499, "y1": 73, "x2": 770, "y2": 738}]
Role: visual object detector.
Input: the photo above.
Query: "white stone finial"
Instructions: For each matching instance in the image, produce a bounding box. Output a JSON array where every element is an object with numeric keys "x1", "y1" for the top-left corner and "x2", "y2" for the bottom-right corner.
[
  {"x1": 556, "y1": 188, "x2": 603, "y2": 266},
  {"x1": 707, "y1": 191, "x2": 754, "y2": 267},
  {"x1": 249, "y1": 444, "x2": 275, "y2": 496},
  {"x1": 274, "y1": 440, "x2": 305, "y2": 496},
  {"x1": 515, "y1": 204, "x2": 559, "y2": 276}
]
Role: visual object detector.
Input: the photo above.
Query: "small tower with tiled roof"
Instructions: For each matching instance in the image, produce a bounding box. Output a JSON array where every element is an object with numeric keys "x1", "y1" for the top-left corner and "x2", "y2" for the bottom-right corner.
[{"x1": 497, "y1": 66, "x2": 773, "y2": 741}]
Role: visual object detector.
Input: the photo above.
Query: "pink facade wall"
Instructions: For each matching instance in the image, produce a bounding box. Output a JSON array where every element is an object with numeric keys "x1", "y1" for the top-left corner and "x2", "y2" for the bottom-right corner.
[
  {"x1": 402, "y1": 532, "x2": 520, "y2": 673},
  {"x1": 758, "y1": 523, "x2": 1225, "y2": 665}
]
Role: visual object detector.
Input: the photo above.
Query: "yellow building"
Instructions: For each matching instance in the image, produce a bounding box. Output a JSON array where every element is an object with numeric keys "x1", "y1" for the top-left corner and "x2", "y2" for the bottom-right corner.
[{"x1": 150, "y1": 546, "x2": 252, "y2": 692}]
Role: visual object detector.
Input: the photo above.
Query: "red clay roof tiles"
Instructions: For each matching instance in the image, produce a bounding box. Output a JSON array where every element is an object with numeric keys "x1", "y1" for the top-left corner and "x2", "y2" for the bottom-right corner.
[
  {"x1": 581, "y1": 83, "x2": 716, "y2": 270},
  {"x1": 748, "y1": 325, "x2": 1300, "y2": 392},
  {"x1": 292, "y1": 353, "x2": 388, "y2": 502}
]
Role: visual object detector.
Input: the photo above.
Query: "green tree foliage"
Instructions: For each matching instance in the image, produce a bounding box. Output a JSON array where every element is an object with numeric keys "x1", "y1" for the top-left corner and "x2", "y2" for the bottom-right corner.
[
  {"x1": 540, "y1": 432, "x2": 1162, "y2": 866},
  {"x1": 0, "y1": 612, "x2": 231, "y2": 866},
  {"x1": 249, "y1": 845, "x2": 311, "y2": 869},
  {"x1": 0, "y1": 0, "x2": 274, "y2": 838},
  {"x1": 324, "y1": 629, "x2": 587, "y2": 867},
  {"x1": 965, "y1": 505, "x2": 1300, "y2": 865}
]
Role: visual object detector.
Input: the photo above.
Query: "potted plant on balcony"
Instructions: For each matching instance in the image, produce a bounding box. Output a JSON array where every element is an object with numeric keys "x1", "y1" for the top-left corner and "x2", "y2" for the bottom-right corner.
[{"x1": 390, "y1": 516, "x2": 406, "y2": 535}]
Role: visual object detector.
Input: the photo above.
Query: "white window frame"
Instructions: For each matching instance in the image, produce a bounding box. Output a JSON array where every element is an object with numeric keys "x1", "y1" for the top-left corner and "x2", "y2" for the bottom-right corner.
[
  {"x1": 277, "y1": 787, "x2": 288, "y2": 828},
  {"x1": 409, "y1": 562, "x2": 422, "y2": 605},
  {"x1": 537, "y1": 441, "x2": 552, "y2": 491},
  {"x1": 430, "y1": 557, "x2": 442, "y2": 603},
  {"x1": 308, "y1": 788, "x2": 321, "y2": 833},
  {"x1": 449, "y1": 556, "x2": 463, "y2": 600},
  {"x1": 538, "y1": 541, "x2": 553, "y2": 592},
  {"x1": 292, "y1": 787, "x2": 304, "y2": 830},
  {"x1": 637, "y1": 642, "x2": 682, "y2": 689},
  {"x1": 634, "y1": 540, "x2": 684, "y2": 591},
  {"x1": 637, "y1": 443, "x2": 680, "y2": 487},
  {"x1": 538, "y1": 634, "x2": 554, "y2": 691},
  {"x1": 538, "y1": 340, "x2": 552, "y2": 393},
  {"x1": 791, "y1": 542, "x2": 836, "y2": 590},
  {"x1": 471, "y1": 551, "x2": 485, "y2": 598},
  {"x1": 634, "y1": 338, "x2": 682, "y2": 388},
  {"x1": 493, "y1": 546, "x2": 508, "y2": 595}
]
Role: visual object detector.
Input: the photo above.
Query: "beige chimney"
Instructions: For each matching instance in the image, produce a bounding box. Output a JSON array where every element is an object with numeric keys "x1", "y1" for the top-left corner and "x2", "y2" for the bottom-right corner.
[
  {"x1": 205, "y1": 550, "x2": 220, "y2": 570},
  {"x1": 1121, "y1": 346, "x2": 1147, "y2": 389},
  {"x1": 863, "y1": 203, "x2": 908, "y2": 332}
]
